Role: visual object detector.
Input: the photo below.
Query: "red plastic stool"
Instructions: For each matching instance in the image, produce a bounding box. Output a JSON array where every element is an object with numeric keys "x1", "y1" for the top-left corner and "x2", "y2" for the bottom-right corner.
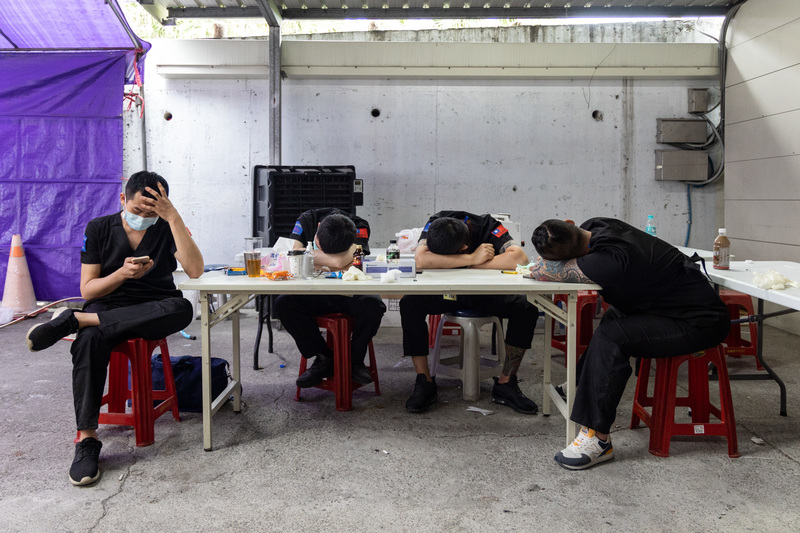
[
  {"x1": 82, "y1": 338, "x2": 180, "y2": 447},
  {"x1": 630, "y1": 346, "x2": 739, "y2": 458},
  {"x1": 295, "y1": 314, "x2": 380, "y2": 411},
  {"x1": 551, "y1": 291, "x2": 607, "y2": 366},
  {"x1": 428, "y1": 314, "x2": 460, "y2": 349},
  {"x1": 719, "y1": 289, "x2": 761, "y2": 370}
]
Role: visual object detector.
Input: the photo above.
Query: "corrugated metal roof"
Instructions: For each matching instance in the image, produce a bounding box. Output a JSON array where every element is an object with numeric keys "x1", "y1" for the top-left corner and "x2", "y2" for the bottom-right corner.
[{"x1": 142, "y1": 0, "x2": 739, "y2": 23}]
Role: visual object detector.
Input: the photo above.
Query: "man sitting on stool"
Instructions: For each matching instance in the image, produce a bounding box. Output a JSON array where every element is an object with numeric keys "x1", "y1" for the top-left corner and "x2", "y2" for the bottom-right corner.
[
  {"x1": 274, "y1": 208, "x2": 386, "y2": 389},
  {"x1": 530, "y1": 217, "x2": 729, "y2": 470},
  {"x1": 26, "y1": 171, "x2": 204, "y2": 486},
  {"x1": 400, "y1": 211, "x2": 539, "y2": 414}
]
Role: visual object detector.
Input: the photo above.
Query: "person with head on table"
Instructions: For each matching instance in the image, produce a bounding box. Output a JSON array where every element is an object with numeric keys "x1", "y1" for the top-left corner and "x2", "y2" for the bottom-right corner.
[
  {"x1": 26, "y1": 170, "x2": 204, "y2": 486},
  {"x1": 530, "y1": 217, "x2": 730, "y2": 470},
  {"x1": 399, "y1": 211, "x2": 540, "y2": 414},
  {"x1": 274, "y1": 208, "x2": 386, "y2": 388}
]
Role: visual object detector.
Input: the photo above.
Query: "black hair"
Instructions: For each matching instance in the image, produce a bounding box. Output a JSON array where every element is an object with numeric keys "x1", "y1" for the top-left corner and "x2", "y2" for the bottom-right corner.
[
  {"x1": 427, "y1": 217, "x2": 469, "y2": 255},
  {"x1": 531, "y1": 219, "x2": 585, "y2": 260},
  {"x1": 317, "y1": 213, "x2": 357, "y2": 254},
  {"x1": 125, "y1": 170, "x2": 169, "y2": 200}
]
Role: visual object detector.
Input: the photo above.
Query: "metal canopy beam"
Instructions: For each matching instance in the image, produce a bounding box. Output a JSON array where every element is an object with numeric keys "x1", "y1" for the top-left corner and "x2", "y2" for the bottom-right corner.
[
  {"x1": 166, "y1": 6, "x2": 729, "y2": 21},
  {"x1": 253, "y1": 0, "x2": 282, "y2": 27}
]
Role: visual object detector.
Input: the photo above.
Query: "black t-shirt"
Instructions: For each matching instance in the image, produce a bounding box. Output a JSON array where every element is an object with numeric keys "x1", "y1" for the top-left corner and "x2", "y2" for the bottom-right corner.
[
  {"x1": 81, "y1": 212, "x2": 180, "y2": 306},
  {"x1": 419, "y1": 211, "x2": 516, "y2": 254},
  {"x1": 289, "y1": 207, "x2": 371, "y2": 255},
  {"x1": 576, "y1": 217, "x2": 727, "y2": 326}
]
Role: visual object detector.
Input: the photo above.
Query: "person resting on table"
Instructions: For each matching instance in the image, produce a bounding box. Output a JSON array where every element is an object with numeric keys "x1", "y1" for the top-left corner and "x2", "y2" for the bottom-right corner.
[
  {"x1": 399, "y1": 211, "x2": 540, "y2": 414},
  {"x1": 530, "y1": 217, "x2": 729, "y2": 470},
  {"x1": 26, "y1": 170, "x2": 204, "y2": 486},
  {"x1": 274, "y1": 208, "x2": 386, "y2": 388}
]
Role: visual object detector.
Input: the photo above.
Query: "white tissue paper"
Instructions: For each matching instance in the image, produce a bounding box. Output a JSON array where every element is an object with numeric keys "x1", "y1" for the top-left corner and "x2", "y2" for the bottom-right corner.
[
  {"x1": 752, "y1": 269, "x2": 800, "y2": 290},
  {"x1": 342, "y1": 266, "x2": 372, "y2": 281},
  {"x1": 380, "y1": 269, "x2": 403, "y2": 283},
  {"x1": 272, "y1": 237, "x2": 296, "y2": 253}
]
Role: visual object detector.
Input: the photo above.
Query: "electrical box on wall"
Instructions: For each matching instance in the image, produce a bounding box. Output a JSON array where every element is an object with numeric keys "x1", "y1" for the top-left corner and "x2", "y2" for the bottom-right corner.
[
  {"x1": 688, "y1": 88, "x2": 709, "y2": 114},
  {"x1": 655, "y1": 150, "x2": 708, "y2": 182},
  {"x1": 656, "y1": 119, "x2": 708, "y2": 144}
]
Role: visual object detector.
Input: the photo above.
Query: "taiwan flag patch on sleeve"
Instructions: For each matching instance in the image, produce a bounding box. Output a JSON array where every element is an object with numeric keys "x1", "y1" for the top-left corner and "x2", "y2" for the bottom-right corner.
[
  {"x1": 492, "y1": 225, "x2": 508, "y2": 238},
  {"x1": 292, "y1": 221, "x2": 303, "y2": 236},
  {"x1": 357, "y1": 228, "x2": 369, "y2": 239}
]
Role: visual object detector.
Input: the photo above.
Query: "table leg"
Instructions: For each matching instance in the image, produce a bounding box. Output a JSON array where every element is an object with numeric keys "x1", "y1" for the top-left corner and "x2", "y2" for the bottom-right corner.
[
  {"x1": 565, "y1": 292, "x2": 577, "y2": 445},
  {"x1": 756, "y1": 299, "x2": 788, "y2": 416},
  {"x1": 232, "y1": 305, "x2": 242, "y2": 412},
  {"x1": 201, "y1": 292, "x2": 213, "y2": 451},
  {"x1": 542, "y1": 313, "x2": 552, "y2": 417}
]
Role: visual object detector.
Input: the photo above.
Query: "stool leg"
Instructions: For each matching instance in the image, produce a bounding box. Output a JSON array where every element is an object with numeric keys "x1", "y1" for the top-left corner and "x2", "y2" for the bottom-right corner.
[
  {"x1": 367, "y1": 341, "x2": 381, "y2": 396},
  {"x1": 105, "y1": 347, "x2": 129, "y2": 414},
  {"x1": 130, "y1": 340, "x2": 156, "y2": 447},
  {"x1": 155, "y1": 340, "x2": 180, "y2": 421},
  {"x1": 428, "y1": 314, "x2": 441, "y2": 349},
  {"x1": 688, "y1": 356, "x2": 711, "y2": 423},
  {"x1": 462, "y1": 321, "x2": 481, "y2": 401},
  {"x1": 650, "y1": 358, "x2": 677, "y2": 458},
  {"x1": 630, "y1": 357, "x2": 651, "y2": 429},
  {"x1": 333, "y1": 318, "x2": 353, "y2": 412},
  {"x1": 429, "y1": 314, "x2": 447, "y2": 377},
  {"x1": 711, "y1": 348, "x2": 740, "y2": 458}
]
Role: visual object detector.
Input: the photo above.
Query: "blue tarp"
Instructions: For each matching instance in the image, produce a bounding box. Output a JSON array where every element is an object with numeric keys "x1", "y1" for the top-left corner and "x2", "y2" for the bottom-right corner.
[{"x1": 0, "y1": 0, "x2": 149, "y2": 301}]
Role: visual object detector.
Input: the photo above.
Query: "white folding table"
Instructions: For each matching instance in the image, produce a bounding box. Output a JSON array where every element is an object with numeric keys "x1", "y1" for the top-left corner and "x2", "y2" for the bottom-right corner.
[
  {"x1": 179, "y1": 269, "x2": 599, "y2": 450},
  {"x1": 706, "y1": 260, "x2": 800, "y2": 416}
]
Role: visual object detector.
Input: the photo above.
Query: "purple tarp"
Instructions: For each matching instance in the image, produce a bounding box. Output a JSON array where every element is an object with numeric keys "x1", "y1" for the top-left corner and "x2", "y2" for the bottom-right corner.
[
  {"x1": 0, "y1": 0, "x2": 149, "y2": 301},
  {"x1": 0, "y1": 0, "x2": 149, "y2": 84}
]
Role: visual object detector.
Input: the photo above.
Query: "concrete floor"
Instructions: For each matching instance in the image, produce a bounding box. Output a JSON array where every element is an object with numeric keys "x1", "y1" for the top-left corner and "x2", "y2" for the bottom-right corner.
[{"x1": 2, "y1": 310, "x2": 800, "y2": 532}]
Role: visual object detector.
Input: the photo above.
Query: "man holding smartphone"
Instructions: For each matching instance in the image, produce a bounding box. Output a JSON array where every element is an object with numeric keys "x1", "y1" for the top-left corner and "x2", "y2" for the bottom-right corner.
[{"x1": 25, "y1": 171, "x2": 204, "y2": 487}]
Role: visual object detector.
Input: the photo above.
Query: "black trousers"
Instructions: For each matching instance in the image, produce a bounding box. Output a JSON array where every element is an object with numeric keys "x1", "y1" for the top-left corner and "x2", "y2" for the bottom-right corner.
[
  {"x1": 72, "y1": 297, "x2": 194, "y2": 431},
  {"x1": 400, "y1": 294, "x2": 538, "y2": 356},
  {"x1": 570, "y1": 306, "x2": 731, "y2": 434},
  {"x1": 273, "y1": 294, "x2": 387, "y2": 363}
]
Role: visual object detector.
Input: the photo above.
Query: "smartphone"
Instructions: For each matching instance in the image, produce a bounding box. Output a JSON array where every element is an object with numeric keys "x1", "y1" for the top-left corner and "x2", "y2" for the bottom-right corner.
[{"x1": 131, "y1": 256, "x2": 151, "y2": 264}]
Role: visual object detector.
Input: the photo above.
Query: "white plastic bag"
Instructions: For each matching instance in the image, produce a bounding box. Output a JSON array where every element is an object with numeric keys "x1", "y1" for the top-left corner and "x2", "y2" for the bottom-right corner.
[{"x1": 396, "y1": 228, "x2": 423, "y2": 253}]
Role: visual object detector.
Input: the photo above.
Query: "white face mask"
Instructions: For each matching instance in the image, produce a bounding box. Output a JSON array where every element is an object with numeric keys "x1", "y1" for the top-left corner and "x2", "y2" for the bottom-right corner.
[{"x1": 124, "y1": 209, "x2": 158, "y2": 231}]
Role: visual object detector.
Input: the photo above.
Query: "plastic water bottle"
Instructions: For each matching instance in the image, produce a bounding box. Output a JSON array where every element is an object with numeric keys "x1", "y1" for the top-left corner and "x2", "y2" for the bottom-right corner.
[
  {"x1": 386, "y1": 239, "x2": 400, "y2": 264},
  {"x1": 302, "y1": 242, "x2": 315, "y2": 279},
  {"x1": 645, "y1": 215, "x2": 657, "y2": 236}
]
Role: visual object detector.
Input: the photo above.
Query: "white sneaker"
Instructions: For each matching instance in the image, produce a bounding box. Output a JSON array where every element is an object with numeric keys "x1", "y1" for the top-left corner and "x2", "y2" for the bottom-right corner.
[{"x1": 554, "y1": 427, "x2": 614, "y2": 470}]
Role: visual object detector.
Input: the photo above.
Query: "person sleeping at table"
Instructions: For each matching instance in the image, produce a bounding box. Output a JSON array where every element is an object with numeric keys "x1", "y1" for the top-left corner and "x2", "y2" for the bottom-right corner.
[
  {"x1": 274, "y1": 208, "x2": 386, "y2": 389},
  {"x1": 399, "y1": 211, "x2": 540, "y2": 415},
  {"x1": 530, "y1": 217, "x2": 730, "y2": 471}
]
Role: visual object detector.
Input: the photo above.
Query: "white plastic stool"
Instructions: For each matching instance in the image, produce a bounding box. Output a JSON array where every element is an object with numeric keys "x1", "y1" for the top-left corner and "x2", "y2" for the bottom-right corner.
[{"x1": 429, "y1": 310, "x2": 506, "y2": 401}]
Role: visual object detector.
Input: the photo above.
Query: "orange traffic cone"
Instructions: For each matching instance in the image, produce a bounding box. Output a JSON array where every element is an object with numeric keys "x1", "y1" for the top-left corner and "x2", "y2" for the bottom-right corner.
[{"x1": 2, "y1": 234, "x2": 38, "y2": 315}]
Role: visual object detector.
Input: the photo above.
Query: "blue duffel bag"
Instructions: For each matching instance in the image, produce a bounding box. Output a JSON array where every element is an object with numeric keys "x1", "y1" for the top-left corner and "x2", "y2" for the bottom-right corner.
[{"x1": 151, "y1": 355, "x2": 230, "y2": 413}]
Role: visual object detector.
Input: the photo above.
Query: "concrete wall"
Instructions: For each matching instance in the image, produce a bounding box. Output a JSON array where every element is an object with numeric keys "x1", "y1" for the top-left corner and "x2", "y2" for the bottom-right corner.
[
  {"x1": 124, "y1": 32, "x2": 721, "y2": 266},
  {"x1": 725, "y1": 0, "x2": 800, "y2": 332},
  {"x1": 281, "y1": 77, "x2": 721, "y2": 253}
]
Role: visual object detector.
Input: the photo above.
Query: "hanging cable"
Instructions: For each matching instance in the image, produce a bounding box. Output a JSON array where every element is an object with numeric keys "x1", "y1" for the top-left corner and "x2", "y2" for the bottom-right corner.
[{"x1": 0, "y1": 297, "x2": 85, "y2": 329}]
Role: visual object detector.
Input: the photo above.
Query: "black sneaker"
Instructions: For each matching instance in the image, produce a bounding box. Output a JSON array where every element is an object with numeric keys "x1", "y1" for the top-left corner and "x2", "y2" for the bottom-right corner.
[
  {"x1": 69, "y1": 437, "x2": 102, "y2": 486},
  {"x1": 555, "y1": 384, "x2": 567, "y2": 402},
  {"x1": 492, "y1": 375, "x2": 538, "y2": 414},
  {"x1": 405, "y1": 374, "x2": 438, "y2": 413},
  {"x1": 26, "y1": 309, "x2": 79, "y2": 352},
  {"x1": 296, "y1": 354, "x2": 334, "y2": 388},
  {"x1": 351, "y1": 362, "x2": 373, "y2": 384}
]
